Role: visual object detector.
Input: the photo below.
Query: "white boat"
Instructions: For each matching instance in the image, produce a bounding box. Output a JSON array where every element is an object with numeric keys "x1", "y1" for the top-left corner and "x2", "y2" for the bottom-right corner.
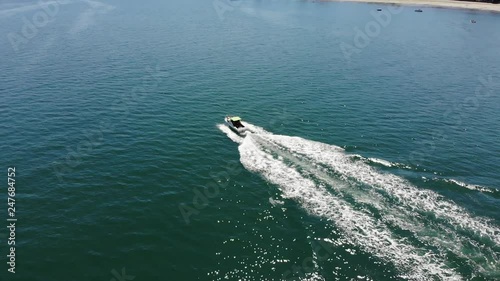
[{"x1": 225, "y1": 116, "x2": 248, "y2": 134}]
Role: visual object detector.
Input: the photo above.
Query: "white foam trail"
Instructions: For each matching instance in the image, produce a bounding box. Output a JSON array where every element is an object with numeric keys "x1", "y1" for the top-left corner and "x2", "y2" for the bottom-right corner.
[
  {"x1": 244, "y1": 122, "x2": 271, "y2": 135},
  {"x1": 263, "y1": 134, "x2": 500, "y2": 246},
  {"x1": 350, "y1": 154, "x2": 413, "y2": 170},
  {"x1": 368, "y1": 158, "x2": 393, "y2": 167},
  {"x1": 251, "y1": 133, "x2": 499, "y2": 276},
  {"x1": 269, "y1": 197, "x2": 284, "y2": 206},
  {"x1": 219, "y1": 122, "x2": 500, "y2": 277},
  {"x1": 217, "y1": 124, "x2": 243, "y2": 144},
  {"x1": 444, "y1": 179, "x2": 496, "y2": 194},
  {"x1": 238, "y1": 135, "x2": 460, "y2": 280},
  {"x1": 350, "y1": 154, "x2": 496, "y2": 195}
]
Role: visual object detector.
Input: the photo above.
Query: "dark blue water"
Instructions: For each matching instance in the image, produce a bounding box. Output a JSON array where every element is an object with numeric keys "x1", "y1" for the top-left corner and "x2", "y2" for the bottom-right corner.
[{"x1": 1, "y1": 0, "x2": 499, "y2": 280}]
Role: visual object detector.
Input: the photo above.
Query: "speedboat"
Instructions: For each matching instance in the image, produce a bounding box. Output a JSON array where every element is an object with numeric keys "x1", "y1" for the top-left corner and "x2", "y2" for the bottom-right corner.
[
  {"x1": 415, "y1": 9, "x2": 423, "y2": 12},
  {"x1": 225, "y1": 116, "x2": 247, "y2": 134}
]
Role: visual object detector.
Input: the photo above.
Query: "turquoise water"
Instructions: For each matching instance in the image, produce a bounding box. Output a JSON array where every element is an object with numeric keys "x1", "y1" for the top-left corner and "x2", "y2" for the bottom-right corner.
[{"x1": 1, "y1": 0, "x2": 499, "y2": 280}]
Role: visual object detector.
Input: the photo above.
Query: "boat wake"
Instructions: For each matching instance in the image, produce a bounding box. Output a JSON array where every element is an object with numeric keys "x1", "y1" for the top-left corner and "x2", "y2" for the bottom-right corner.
[
  {"x1": 350, "y1": 155, "x2": 498, "y2": 195},
  {"x1": 217, "y1": 122, "x2": 500, "y2": 280}
]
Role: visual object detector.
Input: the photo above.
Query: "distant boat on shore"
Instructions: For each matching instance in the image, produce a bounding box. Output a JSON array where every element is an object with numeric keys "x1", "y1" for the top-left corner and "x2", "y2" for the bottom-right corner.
[{"x1": 415, "y1": 9, "x2": 423, "y2": 12}]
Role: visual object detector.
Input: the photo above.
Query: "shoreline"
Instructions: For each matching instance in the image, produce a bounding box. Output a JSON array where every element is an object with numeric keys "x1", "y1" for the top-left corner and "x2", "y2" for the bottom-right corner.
[{"x1": 318, "y1": 0, "x2": 500, "y2": 13}]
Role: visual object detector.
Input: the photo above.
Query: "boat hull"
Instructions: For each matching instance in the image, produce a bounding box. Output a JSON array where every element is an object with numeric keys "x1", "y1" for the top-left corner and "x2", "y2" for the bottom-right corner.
[{"x1": 225, "y1": 117, "x2": 247, "y2": 134}]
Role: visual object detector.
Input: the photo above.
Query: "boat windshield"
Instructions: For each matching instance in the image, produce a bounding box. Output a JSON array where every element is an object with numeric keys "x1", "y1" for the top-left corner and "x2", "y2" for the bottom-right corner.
[{"x1": 231, "y1": 120, "x2": 244, "y2": 128}]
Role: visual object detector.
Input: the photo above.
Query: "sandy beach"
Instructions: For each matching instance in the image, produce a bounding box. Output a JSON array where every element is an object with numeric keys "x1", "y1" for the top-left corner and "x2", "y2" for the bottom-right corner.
[{"x1": 319, "y1": 0, "x2": 500, "y2": 13}]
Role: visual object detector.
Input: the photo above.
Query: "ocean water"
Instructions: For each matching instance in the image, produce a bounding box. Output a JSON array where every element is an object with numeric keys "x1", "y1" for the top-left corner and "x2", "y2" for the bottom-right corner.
[{"x1": 1, "y1": 0, "x2": 499, "y2": 280}]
